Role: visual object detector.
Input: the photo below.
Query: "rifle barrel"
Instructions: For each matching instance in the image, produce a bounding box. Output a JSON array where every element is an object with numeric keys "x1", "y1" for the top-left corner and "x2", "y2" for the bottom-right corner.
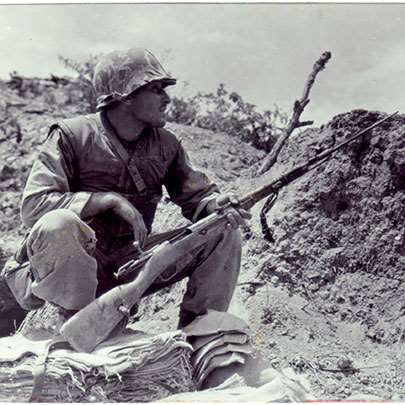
[
  {"x1": 240, "y1": 111, "x2": 398, "y2": 210},
  {"x1": 308, "y1": 111, "x2": 398, "y2": 165}
]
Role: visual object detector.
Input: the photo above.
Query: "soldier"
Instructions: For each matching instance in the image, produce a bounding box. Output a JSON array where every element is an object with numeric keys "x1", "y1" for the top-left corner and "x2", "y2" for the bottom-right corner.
[{"x1": 8, "y1": 48, "x2": 250, "y2": 334}]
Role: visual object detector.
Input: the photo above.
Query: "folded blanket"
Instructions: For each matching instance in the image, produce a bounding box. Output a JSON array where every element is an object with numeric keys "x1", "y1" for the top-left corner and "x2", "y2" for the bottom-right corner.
[
  {"x1": 161, "y1": 367, "x2": 314, "y2": 402},
  {"x1": 0, "y1": 330, "x2": 194, "y2": 402}
]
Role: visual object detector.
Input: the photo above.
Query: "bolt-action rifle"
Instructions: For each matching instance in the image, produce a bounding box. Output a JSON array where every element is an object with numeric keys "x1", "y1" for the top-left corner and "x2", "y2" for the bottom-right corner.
[{"x1": 60, "y1": 112, "x2": 397, "y2": 352}]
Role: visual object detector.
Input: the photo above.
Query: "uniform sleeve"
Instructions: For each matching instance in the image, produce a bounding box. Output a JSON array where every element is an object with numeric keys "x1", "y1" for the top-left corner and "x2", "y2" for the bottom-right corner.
[
  {"x1": 164, "y1": 141, "x2": 219, "y2": 222},
  {"x1": 20, "y1": 127, "x2": 92, "y2": 228}
]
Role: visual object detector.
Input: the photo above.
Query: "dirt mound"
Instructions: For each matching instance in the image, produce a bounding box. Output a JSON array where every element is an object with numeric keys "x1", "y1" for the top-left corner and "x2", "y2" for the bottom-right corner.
[
  {"x1": 229, "y1": 110, "x2": 404, "y2": 400},
  {"x1": 253, "y1": 110, "x2": 404, "y2": 344}
]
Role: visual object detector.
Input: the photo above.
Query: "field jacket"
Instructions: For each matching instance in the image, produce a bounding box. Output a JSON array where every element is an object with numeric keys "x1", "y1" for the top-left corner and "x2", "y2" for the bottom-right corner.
[{"x1": 20, "y1": 112, "x2": 219, "y2": 245}]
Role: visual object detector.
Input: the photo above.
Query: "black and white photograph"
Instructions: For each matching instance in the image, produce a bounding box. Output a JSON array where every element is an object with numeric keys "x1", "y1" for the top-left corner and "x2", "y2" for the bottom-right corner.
[{"x1": 0, "y1": 2, "x2": 404, "y2": 402}]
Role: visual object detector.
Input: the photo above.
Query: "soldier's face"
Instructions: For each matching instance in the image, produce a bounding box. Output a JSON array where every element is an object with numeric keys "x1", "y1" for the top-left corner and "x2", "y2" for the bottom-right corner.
[{"x1": 125, "y1": 81, "x2": 171, "y2": 128}]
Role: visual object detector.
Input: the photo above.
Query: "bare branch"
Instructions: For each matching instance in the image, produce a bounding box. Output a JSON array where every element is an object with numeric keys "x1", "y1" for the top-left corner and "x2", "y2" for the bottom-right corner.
[
  {"x1": 297, "y1": 120, "x2": 314, "y2": 128},
  {"x1": 259, "y1": 51, "x2": 332, "y2": 174}
]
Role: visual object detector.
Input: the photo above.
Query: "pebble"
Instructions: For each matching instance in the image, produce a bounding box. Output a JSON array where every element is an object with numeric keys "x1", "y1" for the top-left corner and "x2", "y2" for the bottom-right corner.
[
  {"x1": 270, "y1": 358, "x2": 280, "y2": 367},
  {"x1": 267, "y1": 340, "x2": 277, "y2": 348},
  {"x1": 319, "y1": 290, "x2": 330, "y2": 300},
  {"x1": 360, "y1": 376, "x2": 370, "y2": 385},
  {"x1": 308, "y1": 283, "x2": 319, "y2": 292},
  {"x1": 270, "y1": 276, "x2": 279, "y2": 285},
  {"x1": 336, "y1": 295, "x2": 346, "y2": 304}
]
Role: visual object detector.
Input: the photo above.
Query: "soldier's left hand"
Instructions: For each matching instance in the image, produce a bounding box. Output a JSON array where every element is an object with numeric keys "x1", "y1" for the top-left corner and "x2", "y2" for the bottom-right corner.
[{"x1": 210, "y1": 194, "x2": 252, "y2": 229}]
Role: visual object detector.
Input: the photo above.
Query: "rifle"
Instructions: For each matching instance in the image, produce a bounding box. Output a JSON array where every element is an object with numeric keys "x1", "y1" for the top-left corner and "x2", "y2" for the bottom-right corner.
[{"x1": 60, "y1": 111, "x2": 397, "y2": 352}]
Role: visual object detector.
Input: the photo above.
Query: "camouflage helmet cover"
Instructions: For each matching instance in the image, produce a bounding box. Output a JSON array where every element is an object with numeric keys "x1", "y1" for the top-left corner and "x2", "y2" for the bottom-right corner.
[{"x1": 93, "y1": 48, "x2": 176, "y2": 110}]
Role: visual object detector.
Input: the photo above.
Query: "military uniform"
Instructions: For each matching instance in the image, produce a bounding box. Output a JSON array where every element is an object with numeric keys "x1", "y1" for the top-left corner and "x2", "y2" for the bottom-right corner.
[{"x1": 8, "y1": 49, "x2": 242, "y2": 328}]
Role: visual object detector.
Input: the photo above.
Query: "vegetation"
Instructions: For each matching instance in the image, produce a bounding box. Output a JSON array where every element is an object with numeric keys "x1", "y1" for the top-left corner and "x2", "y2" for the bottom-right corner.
[
  {"x1": 166, "y1": 83, "x2": 287, "y2": 152},
  {"x1": 58, "y1": 55, "x2": 99, "y2": 113}
]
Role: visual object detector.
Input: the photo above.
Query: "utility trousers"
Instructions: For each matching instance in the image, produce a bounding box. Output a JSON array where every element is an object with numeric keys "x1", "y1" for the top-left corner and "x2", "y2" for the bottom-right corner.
[{"x1": 20, "y1": 209, "x2": 242, "y2": 327}]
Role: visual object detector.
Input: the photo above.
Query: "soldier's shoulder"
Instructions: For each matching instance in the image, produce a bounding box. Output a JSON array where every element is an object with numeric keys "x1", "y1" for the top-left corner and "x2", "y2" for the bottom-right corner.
[{"x1": 55, "y1": 113, "x2": 98, "y2": 137}]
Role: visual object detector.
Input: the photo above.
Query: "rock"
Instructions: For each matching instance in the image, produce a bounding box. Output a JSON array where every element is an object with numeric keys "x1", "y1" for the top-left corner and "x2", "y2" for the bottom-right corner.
[
  {"x1": 270, "y1": 276, "x2": 279, "y2": 285},
  {"x1": 267, "y1": 339, "x2": 277, "y2": 348},
  {"x1": 337, "y1": 358, "x2": 353, "y2": 370},
  {"x1": 308, "y1": 283, "x2": 319, "y2": 292},
  {"x1": 307, "y1": 271, "x2": 321, "y2": 281},
  {"x1": 360, "y1": 376, "x2": 370, "y2": 385},
  {"x1": 0, "y1": 164, "x2": 16, "y2": 181},
  {"x1": 319, "y1": 290, "x2": 330, "y2": 300},
  {"x1": 336, "y1": 295, "x2": 346, "y2": 304},
  {"x1": 324, "y1": 304, "x2": 339, "y2": 314}
]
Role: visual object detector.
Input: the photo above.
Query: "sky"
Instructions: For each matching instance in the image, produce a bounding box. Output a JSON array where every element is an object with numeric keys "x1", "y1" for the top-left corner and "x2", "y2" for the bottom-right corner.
[{"x1": 0, "y1": 3, "x2": 404, "y2": 125}]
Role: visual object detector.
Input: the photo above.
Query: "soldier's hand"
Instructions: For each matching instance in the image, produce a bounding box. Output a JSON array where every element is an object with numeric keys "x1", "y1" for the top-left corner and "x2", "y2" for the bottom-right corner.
[
  {"x1": 109, "y1": 195, "x2": 147, "y2": 246},
  {"x1": 208, "y1": 194, "x2": 251, "y2": 229},
  {"x1": 83, "y1": 192, "x2": 147, "y2": 245}
]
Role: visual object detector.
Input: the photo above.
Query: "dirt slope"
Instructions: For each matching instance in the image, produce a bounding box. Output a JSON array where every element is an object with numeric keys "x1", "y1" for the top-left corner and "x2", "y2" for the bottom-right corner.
[
  {"x1": 0, "y1": 78, "x2": 404, "y2": 400},
  {"x1": 235, "y1": 110, "x2": 405, "y2": 400}
]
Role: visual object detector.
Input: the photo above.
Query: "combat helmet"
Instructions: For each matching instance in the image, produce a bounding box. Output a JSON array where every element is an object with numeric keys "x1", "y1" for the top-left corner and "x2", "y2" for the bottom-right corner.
[{"x1": 93, "y1": 48, "x2": 176, "y2": 111}]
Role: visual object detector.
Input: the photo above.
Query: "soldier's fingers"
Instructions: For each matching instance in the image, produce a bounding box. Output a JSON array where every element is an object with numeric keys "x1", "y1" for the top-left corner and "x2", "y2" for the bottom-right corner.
[
  {"x1": 133, "y1": 227, "x2": 146, "y2": 247},
  {"x1": 132, "y1": 241, "x2": 144, "y2": 254},
  {"x1": 216, "y1": 194, "x2": 230, "y2": 207},
  {"x1": 226, "y1": 211, "x2": 241, "y2": 229},
  {"x1": 239, "y1": 209, "x2": 252, "y2": 220},
  {"x1": 229, "y1": 195, "x2": 240, "y2": 206}
]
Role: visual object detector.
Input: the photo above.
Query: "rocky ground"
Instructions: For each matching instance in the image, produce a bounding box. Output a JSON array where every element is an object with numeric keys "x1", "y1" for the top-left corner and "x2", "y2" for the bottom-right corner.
[{"x1": 0, "y1": 77, "x2": 404, "y2": 401}]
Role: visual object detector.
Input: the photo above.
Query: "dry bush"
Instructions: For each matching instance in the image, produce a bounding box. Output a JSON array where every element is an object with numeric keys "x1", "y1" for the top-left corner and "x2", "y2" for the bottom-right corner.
[
  {"x1": 58, "y1": 55, "x2": 99, "y2": 113},
  {"x1": 166, "y1": 83, "x2": 287, "y2": 152}
]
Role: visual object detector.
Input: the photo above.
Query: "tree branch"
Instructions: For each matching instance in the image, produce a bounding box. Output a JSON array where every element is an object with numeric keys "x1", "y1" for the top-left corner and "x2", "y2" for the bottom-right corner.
[
  {"x1": 297, "y1": 120, "x2": 314, "y2": 128},
  {"x1": 259, "y1": 51, "x2": 332, "y2": 174}
]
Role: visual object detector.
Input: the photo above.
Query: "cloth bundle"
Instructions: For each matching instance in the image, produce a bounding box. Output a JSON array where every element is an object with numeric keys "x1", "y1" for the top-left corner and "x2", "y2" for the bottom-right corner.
[
  {"x1": 0, "y1": 330, "x2": 194, "y2": 402},
  {"x1": 183, "y1": 310, "x2": 254, "y2": 388},
  {"x1": 161, "y1": 368, "x2": 314, "y2": 402}
]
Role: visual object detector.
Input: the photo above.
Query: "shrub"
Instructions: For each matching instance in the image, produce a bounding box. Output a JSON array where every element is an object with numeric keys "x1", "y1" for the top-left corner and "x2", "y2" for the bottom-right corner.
[
  {"x1": 166, "y1": 83, "x2": 287, "y2": 152},
  {"x1": 58, "y1": 55, "x2": 99, "y2": 113}
]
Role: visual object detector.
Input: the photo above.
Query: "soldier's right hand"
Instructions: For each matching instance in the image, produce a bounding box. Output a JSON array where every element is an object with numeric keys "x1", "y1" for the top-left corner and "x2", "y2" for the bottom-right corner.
[
  {"x1": 110, "y1": 194, "x2": 147, "y2": 246},
  {"x1": 83, "y1": 192, "x2": 147, "y2": 246}
]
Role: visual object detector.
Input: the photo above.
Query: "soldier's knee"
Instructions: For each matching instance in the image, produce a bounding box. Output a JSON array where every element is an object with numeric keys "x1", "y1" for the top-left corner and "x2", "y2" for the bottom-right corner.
[
  {"x1": 28, "y1": 209, "x2": 93, "y2": 252},
  {"x1": 31, "y1": 209, "x2": 82, "y2": 235}
]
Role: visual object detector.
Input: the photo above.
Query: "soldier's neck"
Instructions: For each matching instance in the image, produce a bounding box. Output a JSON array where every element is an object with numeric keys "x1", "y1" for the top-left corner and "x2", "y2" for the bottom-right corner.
[{"x1": 105, "y1": 109, "x2": 145, "y2": 143}]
